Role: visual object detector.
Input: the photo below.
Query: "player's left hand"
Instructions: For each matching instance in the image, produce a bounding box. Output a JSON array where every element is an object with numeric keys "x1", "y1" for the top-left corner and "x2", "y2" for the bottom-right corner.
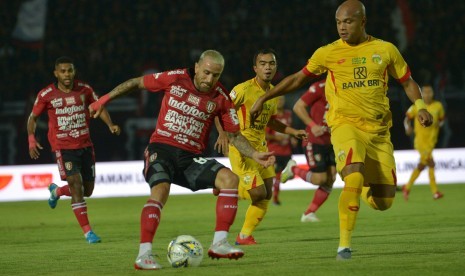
[
  {"x1": 109, "y1": 125, "x2": 121, "y2": 135},
  {"x1": 292, "y1": 129, "x2": 307, "y2": 140},
  {"x1": 418, "y1": 109, "x2": 433, "y2": 127},
  {"x1": 214, "y1": 131, "x2": 229, "y2": 156},
  {"x1": 252, "y1": 151, "x2": 276, "y2": 168}
]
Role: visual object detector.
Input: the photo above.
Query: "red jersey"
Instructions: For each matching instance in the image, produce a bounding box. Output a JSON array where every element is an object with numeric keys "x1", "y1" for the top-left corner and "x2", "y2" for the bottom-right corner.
[
  {"x1": 32, "y1": 80, "x2": 98, "y2": 151},
  {"x1": 300, "y1": 80, "x2": 331, "y2": 145},
  {"x1": 143, "y1": 68, "x2": 240, "y2": 154},
  {"x1": 266, "y1": 109, "x2": 293, "y2": 156}
]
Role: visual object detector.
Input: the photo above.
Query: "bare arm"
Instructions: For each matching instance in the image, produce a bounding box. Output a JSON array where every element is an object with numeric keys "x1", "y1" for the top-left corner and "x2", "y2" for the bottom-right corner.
[
  {"x1": 401, "y1": 77, "x2": 433, "y2": 127},
  {"x1": 89, "y1": 77, "x2": 145, "y2": 118},
  {"x1": 227, "y1": 131, "x2": 275, "y2": 168},
  {"x1": 293, "y1": 98, "x2": 325, "y2": 137},
  {"x1": 214, "y1": 116, "x2": 229, "y2": 155},
  {"x1": 267, "y1": 118, "x2": 307, "y2": 139},
  {"x1": 27, "y1": 113, "x2": 43, "y2": 159},
  {"x1": 404, "y1": 116, "x2": 413, "y2": 136},
  {"x1": 250, "y1": 70, "x2": 312, "y2": 122},
  {"x1": 98, "y1": 107, "x2": 121, "y2": 135}
]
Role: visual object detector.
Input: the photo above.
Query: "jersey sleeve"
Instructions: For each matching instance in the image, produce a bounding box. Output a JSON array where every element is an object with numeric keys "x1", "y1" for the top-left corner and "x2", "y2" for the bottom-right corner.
[
  {"x1": 31, "y1": 92, "x2": 46, "y2": 116},
  {"x1": 303, "y1": 46, "x2": 328, "y2": 77},
  {"x1": 229, "y1": 85, "x2": 245, "y2": 108},
  {"x1": 438, "y1": 102, "x2": 445, "y2": 121},
  {"x1": 405, "y1": 104, "x2": 416, "y2": 119},
  {"x1": 386, "y1": 42, "x2": 411, "y2": 82},
  {"x1": 220, "y1": 100, "x2": 240, "y2": 133}
]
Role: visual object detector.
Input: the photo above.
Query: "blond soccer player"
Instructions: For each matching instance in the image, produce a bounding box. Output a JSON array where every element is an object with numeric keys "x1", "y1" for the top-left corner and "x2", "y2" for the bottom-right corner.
[
  {"x1": 249, "y1": 0, "x2": 433, "y2": 260},
  {"x1": 402, "y1": 84, "x2": 445, "y2": 200}
]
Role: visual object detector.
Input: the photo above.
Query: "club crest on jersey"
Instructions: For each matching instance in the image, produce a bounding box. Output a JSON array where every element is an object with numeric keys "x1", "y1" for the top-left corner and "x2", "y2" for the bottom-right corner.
[
  {"x1": 51, "y1": 98, "x2": 63, "y2": 108},
  {"x1": 65, "y1": 162, "x2": 73, "y2": 171},
  {"x1": 206, "y1": 101, "x2": 216, "y2": 113},
  {"x1": 149, "y1": 153, "x2": 157, "y2": 163},
  {"x1": 65, "y1": 97, "x2": 76, "y2": 105},
  {"x1": 372, "y1": 54, "x2": 382, "y2": 65},
  {"x1": 337, "y1": 150, "x2": 346, "y2": 162}
]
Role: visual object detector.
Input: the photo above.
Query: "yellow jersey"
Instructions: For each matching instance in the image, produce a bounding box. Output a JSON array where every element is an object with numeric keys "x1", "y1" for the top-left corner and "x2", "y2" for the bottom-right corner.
[
  {"x1": 304, "y1": 36, "x2": 410, "y2": 133},
  {"x1": 406, "y1": 100, "x2": 445, "y2": 149},
  {"x1": 229, "y1": 78, "x2": 278, "y2": 150}
]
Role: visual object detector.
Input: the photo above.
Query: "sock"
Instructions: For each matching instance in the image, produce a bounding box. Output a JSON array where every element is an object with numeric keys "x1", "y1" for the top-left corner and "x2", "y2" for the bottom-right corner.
[
  {"x1": 428, "y1": 167, "x2": 438, "y2": 194},
  {"x1": 405, "y1": 168, "x2": 421, "y2": 190},
  {"x1": 215, "y1": 189, "x2": 238, "y2": 232},
  {"x1": 273, "y1": 173, "x2": 281, "y2": 201},
  {"x1": 240, "y1": 199, "x2": 269, "y2": 237},
  {"x1": 293, "y1": 167, "x2": 312, "y2": 182},
  {"x1": 71, "y1": 201, "x2": 91, "y2": 234},
  {"x1": 213, "y1": 231, "x2": 228, "y2": 245},
  {"x1": 140, "y1": 199, "x2": 163, "y2": 244},
  {"x1": 56, "y1": 185, "x2": 72, "y2": 197},
  {"x1": 305, "y1": 187, "x2": 330, "y2": 214},
  {"x1": 138, "y1": 242, "x2": 152, "y2": 257},
  {"x1": 338, "y1": 172, "x2": 363, "y2": 249}
]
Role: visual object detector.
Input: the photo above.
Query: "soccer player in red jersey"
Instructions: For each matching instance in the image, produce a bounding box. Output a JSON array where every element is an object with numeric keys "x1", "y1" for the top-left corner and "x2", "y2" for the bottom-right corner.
[
  {"x1": 89, "y1": 50, "x2": 275, "y2": 270},
  {"x1": 27, "y1": 56, "x2": 121, "y2": 244},
  {"x1": 265, "y1": 96, "x2": 296, "y2": 205},
  {"x1": 280, "y1": 79, "x2": 337, "y2": 222}
]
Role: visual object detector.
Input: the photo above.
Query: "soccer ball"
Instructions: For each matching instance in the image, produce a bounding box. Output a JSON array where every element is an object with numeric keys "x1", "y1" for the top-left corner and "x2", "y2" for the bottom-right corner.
[{"x1": 167, "y1": 235, "x2": 204, "y2": 268}]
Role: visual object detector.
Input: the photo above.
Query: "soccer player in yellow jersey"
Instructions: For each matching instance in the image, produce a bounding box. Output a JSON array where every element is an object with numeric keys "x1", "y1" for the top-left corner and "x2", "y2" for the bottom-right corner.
[
  {"x1": 402, "y1": 84, "x2": 445, "y2": 200},
  {"x1": 250, "y1": 0, "x2": 433, "y2": 260},
  {"x1": 229, "y1": 48, "x2": 306, "y2": 245}
]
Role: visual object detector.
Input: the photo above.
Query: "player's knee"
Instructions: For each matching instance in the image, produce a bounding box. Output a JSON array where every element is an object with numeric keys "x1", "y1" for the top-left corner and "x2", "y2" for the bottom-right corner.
[
  {"x1": 217, "y1": 169, "x2": 239, "y2": 189},
  {"x1": 312, "y1": 174, "x2": 327, "y2": 186},
  {"x1": 373, "y1": 197, "x2": 393, "y2": 211}
]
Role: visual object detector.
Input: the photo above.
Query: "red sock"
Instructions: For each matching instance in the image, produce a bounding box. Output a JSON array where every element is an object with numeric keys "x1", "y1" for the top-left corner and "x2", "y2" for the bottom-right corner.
[
  {"x1": 57, "y1": 185, "x2": 71, "y2": 197},
  {"x1": 140, "y1": 199, "x2": 163, "y2": 243},
  {"x1": 72, "y1": 201, "x2": 91, "y2": 233},
  {"x1": 215, "y1": 189, "x2": 238, "y2": 231},
  {"x1": 305, "y1": 187, "x2": 330, "y2": 214},
  {"x1": 293, "y1": 167, "x2": 312, "y2": 182},
  {"x1": 273, "y1": 173, "x2": 281, "y2": 199}
]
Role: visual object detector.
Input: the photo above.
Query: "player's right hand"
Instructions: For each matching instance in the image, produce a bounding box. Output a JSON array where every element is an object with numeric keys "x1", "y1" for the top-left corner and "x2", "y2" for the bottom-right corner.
[
  {"x1": 29, "y1": 141, "x2": 43, "y2": 159},
  {"x1": 89, "y1": 101, "x2": 103, "y2": 118},
  {"x1": 252, "y1": 151, "x2": 276, "y2": 168},
  {"x1": 418, "y1": 109, "x2": 433, "y2": 127}
]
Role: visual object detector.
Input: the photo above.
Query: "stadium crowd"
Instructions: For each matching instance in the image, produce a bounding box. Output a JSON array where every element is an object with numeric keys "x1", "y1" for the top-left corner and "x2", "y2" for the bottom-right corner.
[{"x1": 0, "y1": 0, "x2": 464, "y2": 165}]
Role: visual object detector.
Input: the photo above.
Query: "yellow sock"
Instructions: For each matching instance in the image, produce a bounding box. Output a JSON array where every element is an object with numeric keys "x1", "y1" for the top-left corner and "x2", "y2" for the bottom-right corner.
[
  {"x1": 405, "y1": 168, "x2": 421, "y2": 190},
  {"x1": 240, "y1": 199, "x2": 269, "y2": 236},
  {"x1": 339, "y1": 172, "x2": 363, "y2": 249},
  {"x1": 429, "y1": 167, "x2": 438, "y2": 194}
]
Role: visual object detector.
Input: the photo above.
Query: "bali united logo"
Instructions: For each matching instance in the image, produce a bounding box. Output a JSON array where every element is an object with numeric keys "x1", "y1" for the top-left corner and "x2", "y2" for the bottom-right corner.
[
  {"x1": 65, "y1": 162, "x2": 73, "y2": 171},
  {"x1": 206, "y1": 101, "x2": 216, "y2": 113},
  {"x1": 149, "y1": 153, "x2": 157, "y2": 163}
]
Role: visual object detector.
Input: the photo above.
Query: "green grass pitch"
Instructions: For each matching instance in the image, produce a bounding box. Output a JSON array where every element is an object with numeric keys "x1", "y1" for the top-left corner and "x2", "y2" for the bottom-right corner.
[{"x1": 1, "y1": 184, "x2": 464, "y2": 275}]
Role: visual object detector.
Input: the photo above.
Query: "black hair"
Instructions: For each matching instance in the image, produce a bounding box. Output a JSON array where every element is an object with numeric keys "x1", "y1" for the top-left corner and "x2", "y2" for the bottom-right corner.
[
  {"x1": 54, "y1": 56, "x2": 74, "y2": 67},
  {"x1": 253, "y1": 48, "x2": 277, "y2": 66}
]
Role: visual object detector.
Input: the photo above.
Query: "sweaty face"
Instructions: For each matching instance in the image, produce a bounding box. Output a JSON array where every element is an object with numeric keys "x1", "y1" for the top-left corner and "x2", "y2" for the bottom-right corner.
[
  {"x1": 54, "y1": 63, "x2": 75, "y2": 89},
  {"x1": 253, "y1": 53, "x2": 277, "y2": 83},
  {"x1": 335, "y1": 8, "x2": 365, "y2": 45},
  {"x1": 422, "y1": 86, "x2": 434, "y2": 104},
  {"x1": 194, "y1": 57, "x2": 224, "y2": 92}
]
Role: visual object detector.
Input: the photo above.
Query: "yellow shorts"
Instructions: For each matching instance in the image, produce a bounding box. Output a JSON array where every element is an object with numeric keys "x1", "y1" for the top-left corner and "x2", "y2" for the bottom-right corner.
[
  {"x1": 415, "y1": 145, "x2": 434, "y2": 164},
  {"x1": 228, "y1": 145, "x2": 275, "y2": 199},
  {"x1": 331, "y1": 124, "x2": 396, "y2": 185}
]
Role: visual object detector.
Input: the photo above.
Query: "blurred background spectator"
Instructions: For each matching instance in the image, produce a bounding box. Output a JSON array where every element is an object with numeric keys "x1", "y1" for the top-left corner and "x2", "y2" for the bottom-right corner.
[{"x1": 1, "y1": 0, "x2": 464, "y2": 165}]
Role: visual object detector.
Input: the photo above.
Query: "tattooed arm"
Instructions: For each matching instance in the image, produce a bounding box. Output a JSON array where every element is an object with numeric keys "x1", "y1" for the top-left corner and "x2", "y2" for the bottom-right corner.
[
  {"x1": 89, "y1": 77, "x2": 144, "y2": 118},
  {"x1": 227, "y1": 131, "x2": 275, "y2": 168}
]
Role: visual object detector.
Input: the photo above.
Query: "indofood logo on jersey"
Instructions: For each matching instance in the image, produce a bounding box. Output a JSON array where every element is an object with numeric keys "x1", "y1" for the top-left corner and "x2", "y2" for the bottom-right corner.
[
  {"x1": 168, "y1": 97, "x2": 210, "y2": 120},
  {"x1": 55, "y1": 105, "x2": 85, "y2": 115}
]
